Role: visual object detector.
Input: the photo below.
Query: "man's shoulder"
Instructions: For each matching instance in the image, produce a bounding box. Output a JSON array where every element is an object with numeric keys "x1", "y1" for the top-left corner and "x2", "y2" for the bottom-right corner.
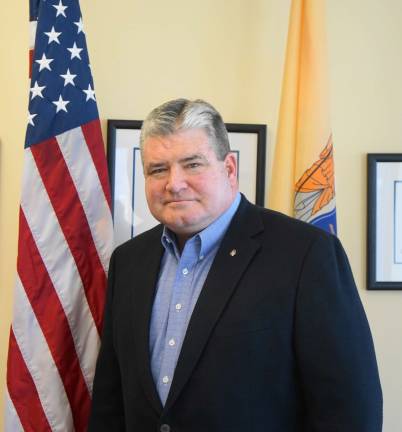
[
  {"x1": 239, "y1": 201, "x2": 343, "y2": 265},
  {"x1": 113, "y1": 223, "x2": 163, "y2": 257},
  {"x1": 241, "y1": 199, "x2": 332, "y2": 242}
]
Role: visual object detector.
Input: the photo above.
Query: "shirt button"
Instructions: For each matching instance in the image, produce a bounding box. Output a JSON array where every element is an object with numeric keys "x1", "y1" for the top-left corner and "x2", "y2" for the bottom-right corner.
[
  {"x1": 199, "y1": 255, "x2": 204, "y2": 260},
  {"x1": 168, "y1": 338, "x2": 175, "y2": 346},
  {"x1": 182, "y1": 268, "x2": 189, "y2": 275},
  {"x1": 160, "y1": 424, "x2": 170, "y2": 432},
  {"x1": 175, "y1": 303, "x2": 182, "y2": 311},
  {"x1": 162, "y1": 376, "x2": 169, "y2": 384}
]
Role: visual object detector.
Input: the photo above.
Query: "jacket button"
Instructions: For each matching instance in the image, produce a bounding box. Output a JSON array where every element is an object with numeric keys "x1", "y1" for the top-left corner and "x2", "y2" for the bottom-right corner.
[{"x1": 160, "y1": 424, "x2": 170, "y2": 432}]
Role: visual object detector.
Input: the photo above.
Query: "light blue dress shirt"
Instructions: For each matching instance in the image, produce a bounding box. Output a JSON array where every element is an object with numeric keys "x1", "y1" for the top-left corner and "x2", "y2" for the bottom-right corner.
[{"x1": 149, "y1": 193, "x2": 241, "y2": 405}]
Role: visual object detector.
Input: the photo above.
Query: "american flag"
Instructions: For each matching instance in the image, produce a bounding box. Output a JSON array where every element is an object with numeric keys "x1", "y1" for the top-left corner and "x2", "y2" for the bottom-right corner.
[{"x1": 5, "y1": 1, "x2": 113, "y2": 430}]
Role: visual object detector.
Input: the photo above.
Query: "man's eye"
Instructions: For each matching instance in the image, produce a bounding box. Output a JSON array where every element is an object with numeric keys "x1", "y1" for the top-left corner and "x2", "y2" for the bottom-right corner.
[
  {"x1": 149, "y1": 168, "x2": 166, "y2": 176},
  {"x1": 186, "y1": 163, "x2": 200, "y2": 169}
]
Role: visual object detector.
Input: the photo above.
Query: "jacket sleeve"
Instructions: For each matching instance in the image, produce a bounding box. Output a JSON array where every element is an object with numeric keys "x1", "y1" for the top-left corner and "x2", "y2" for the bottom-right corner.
[
  {"x1": 295, "y1": 234, "x2": 383, "y2": 431},
  {"x1": 88, "y1": 251, "x2": 126, "y2": 431}
]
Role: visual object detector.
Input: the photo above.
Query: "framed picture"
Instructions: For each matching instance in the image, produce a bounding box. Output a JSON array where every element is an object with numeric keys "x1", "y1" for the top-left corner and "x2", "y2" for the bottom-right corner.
[
  {"x1": 107, "y1": 119, "x2": 267, "y2": 246},
  {"x1": 367, "y1": 153, "x2": 402, "y2": 290}
]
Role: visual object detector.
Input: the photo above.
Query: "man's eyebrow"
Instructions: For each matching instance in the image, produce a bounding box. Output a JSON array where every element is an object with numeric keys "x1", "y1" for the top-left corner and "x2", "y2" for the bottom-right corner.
[
  {"x1": 178, "y1": 154, "x2": 208, "y2": 164},
  {"x1": 147, "y1": 161, "x2": 167, "y2": 168},
  {"x1": 145, "y1": 154, "x2": 208, "y2": 170}
]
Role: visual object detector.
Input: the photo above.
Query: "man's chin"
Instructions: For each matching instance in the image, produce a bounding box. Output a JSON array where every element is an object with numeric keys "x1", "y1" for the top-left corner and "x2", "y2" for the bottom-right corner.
[{"x1": 164, "y1": 216, "x2": 206, "y2": 237}]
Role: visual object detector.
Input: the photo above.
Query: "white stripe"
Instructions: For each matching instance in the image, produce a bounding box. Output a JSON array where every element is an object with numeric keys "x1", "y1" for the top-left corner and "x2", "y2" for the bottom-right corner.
[
  {"x1": 21, "y1": 149, "x2": 100, "y2": 393},
  {"x1": 57, "y1": 127, "x2": 113, "y2": 274},
  {"x1": 4, "y1": 389, "x2": 24, "y2": 432},
  {"x1": 29, "y1": 20, "x2": 37, "y2": 50},
  {"x1": 11, "y1": 275, "x2": 74, "y2": 432}
]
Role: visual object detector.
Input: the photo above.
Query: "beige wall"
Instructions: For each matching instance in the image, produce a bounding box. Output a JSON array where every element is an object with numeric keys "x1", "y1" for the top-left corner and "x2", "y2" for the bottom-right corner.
[{"x1": 1, "y1": 0, "x2": 401, "y2": 430}]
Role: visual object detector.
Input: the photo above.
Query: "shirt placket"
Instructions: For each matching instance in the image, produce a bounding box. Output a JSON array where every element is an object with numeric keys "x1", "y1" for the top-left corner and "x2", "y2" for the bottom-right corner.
[{"x1": 157, "y1": 241, "x2": 198, "y2": 404}]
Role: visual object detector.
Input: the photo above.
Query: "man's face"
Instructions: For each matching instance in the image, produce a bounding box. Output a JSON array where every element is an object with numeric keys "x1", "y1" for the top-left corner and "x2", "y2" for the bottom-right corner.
[{"x1": 143, "y1": 128, "x2": 238, "y2": 243}]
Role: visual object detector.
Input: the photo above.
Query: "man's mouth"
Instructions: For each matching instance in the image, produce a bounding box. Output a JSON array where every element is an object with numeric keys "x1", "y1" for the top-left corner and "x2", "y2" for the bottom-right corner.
[{"x1": 164, "y1": 199, "x2": 195, "y2": 205}]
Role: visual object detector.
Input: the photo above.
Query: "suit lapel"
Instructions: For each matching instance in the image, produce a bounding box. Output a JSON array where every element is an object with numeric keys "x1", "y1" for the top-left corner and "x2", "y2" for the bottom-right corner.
[
  {"x1": 131, "y1": 226, "x2": 165, "y2": 415},
  {"x1": 164, "y1": 198, "x2": 264, "y2": 412}
]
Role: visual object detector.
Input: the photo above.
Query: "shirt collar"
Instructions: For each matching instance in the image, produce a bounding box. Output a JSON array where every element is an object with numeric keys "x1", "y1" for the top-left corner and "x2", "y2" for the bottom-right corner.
[{"x1": 161, "y1": 192, "x2": 241, "y2": 259}]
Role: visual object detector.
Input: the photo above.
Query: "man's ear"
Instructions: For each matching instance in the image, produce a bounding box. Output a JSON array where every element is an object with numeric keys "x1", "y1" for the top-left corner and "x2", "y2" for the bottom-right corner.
[{"x1": 224, "y1": 152, "x2": 238, "y2": 183}]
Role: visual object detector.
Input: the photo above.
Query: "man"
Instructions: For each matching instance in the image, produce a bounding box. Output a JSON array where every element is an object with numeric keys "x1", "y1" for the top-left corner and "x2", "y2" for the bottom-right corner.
[{"x1": 89, "y1": 99, "x2": 382, "y2": 431}]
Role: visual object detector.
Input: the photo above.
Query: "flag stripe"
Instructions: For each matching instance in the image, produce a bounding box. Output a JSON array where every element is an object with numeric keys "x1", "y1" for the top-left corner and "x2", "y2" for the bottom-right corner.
[
  {"x1": 5, "y1": 389, "x2": 25, "y2": 432},
  {"x1": 21, "y1": 147, "x2": 101, "y2": 392},
  {"x1": 10, "y1": 276, "x2": 74, "y2": 432},
  {"x1": 6, "y1": 330, "x2": 52, "y2": 432},
  {"x1": 56, "y1": 125, "x2": 113, "y2": 275},
  {"x1": 29, "y1": 20, "x2": 37, "y2": 78},
  {"x1": 82, "y1": 119, "x2": 112, "y2": 210},
  {"x1": 31, "y1": 136, "x2": 107, "y2": 334},
  {"x1": 29, "y1": 50, "x2": 34, "y2": 79},
  {"x1": 18, "y1": 208, "x2": 91, "y2": 431},
  {"x1": 29, "y1": 20, "x2": 37, "y2": 49}
]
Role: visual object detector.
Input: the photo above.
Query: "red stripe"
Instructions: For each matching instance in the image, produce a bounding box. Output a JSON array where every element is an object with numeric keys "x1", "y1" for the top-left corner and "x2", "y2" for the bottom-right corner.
[
  {"x1": 7, "y1": 329, "x2": 52, "y2": 432},
  {"x1": 82, "y1": 119, "x2": 112, "y2": 209},
  {"x1": 18, "y1": 209, "x2": 91, "y2": 432},
  {"x1": 31, "y1": 137, "x2": 107, "y2": 334},
  {"x1": 29, "y1": 49, "x2": 34, "y2": 79}
]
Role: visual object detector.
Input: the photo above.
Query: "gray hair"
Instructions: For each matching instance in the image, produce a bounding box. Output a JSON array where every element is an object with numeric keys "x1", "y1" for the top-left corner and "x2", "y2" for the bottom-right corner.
[{"x1": 140, "y1": 98, "x2": 230, "y2": 160}]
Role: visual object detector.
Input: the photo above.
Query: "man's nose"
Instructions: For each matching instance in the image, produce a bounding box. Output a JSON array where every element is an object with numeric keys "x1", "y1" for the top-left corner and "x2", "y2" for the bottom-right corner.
[{"x1": 165, "y1": 166, "x2": 187, "y2": 193}]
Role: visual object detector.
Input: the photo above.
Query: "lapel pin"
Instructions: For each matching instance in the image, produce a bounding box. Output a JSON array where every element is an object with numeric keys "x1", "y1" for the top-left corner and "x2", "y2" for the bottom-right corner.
[{"x1": 229, "y1": 249, "x2": 237, "y2": 257}]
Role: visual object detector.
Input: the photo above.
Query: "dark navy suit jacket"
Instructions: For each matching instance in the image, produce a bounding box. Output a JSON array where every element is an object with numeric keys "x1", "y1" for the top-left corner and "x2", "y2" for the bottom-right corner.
[{"x1": 89, "y1": 196, "x2": 382, "y2": 431}]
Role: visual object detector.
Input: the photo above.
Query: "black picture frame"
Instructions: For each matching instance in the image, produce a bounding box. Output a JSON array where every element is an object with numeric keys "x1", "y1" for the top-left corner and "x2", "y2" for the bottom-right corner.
[
  {"x1": 107, "y1": 119, "x2": 267, "y2": 246},
  {"x1": 367, "y1": 153, "x2": 402, "y2": 290}
]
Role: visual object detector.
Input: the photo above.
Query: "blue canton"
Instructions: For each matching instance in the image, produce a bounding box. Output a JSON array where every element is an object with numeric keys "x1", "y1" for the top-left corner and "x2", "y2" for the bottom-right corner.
[
  {"x1": 27, "y1": 0, "x2": 98, "y2": 147},
  {"x1": 149, "y1": 193, "x2": 241, "y2": 405}
]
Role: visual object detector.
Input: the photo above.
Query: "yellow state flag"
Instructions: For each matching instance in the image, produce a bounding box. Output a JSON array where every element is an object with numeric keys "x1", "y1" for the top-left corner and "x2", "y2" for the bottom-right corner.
[{"x1": 270, "y1": 0, "x2": 337, "y2": 234}]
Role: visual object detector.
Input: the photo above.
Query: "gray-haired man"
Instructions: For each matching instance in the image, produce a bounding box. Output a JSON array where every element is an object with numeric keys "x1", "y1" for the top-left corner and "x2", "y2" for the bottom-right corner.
[{"x1": 89, "y1": 99, "x2": 382, "y2": 432}]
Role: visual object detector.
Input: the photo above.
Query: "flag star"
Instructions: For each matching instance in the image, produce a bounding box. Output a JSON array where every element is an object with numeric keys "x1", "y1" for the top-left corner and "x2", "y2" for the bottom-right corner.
[
  {"x1": 30, "y1": 81, "x2": 46, "y2": 99},
  {"x1": 67, "y1": 42, "x2": 83, "y2": 60},
  {"x1": 35, "y1": 53, "x2": 54, "y2": 71},
  {"x1": 60, "y1": 68, "x2": 77, "y2": 86},
  {"x1": 74, "y1": 17, "x2": 84, "y2": 34},
  {"x1": 53, "y1": 0, "x2": 68, "y2": 17},
  {"x1": 83, "y1": 84, "x2": 96, "y2": 101},
  {"x1": 52, "y1": 95, "x2": 70, "y2": 113},
  {"x1": 28, "y1": 111, "x2": 37, "y2": 126},
  {"x1": 44, "y1": 26, "x2": 61, "y2": 44}
]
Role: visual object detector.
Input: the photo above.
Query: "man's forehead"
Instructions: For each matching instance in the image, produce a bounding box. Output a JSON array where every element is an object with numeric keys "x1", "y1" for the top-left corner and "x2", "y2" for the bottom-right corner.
[
  {"x1": 145, "y1": 152, "x2": 208, "y2": 168},
  {"x1": 144, "y1": 130, "x2": 213, "y2": 155}
]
